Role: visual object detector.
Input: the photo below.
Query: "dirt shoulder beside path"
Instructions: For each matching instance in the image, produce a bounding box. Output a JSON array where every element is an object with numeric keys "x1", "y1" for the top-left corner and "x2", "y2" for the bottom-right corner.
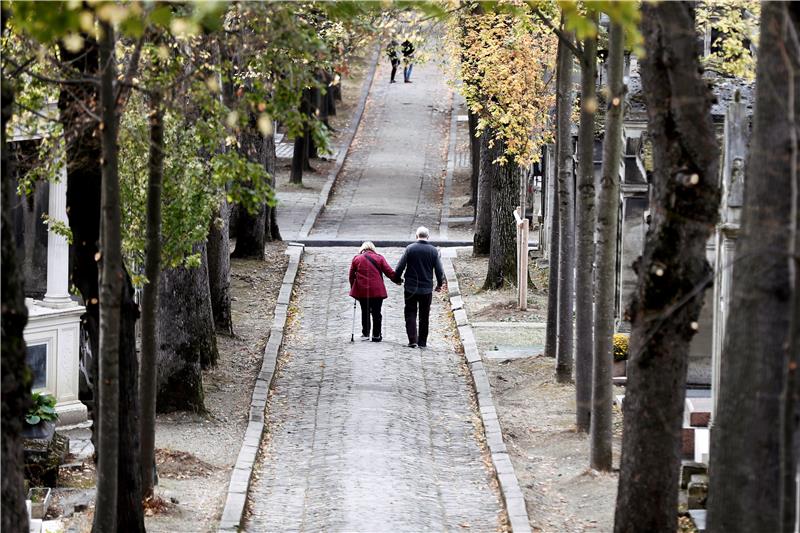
[{"x1": 453, "y1": 250, "x2": 623, "y2": 533}]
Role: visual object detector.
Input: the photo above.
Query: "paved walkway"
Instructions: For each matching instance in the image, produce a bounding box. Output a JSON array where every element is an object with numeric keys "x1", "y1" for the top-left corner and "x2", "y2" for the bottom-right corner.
[
  {"x1": 309, "y1": 55, "x2": 451, "y2": 240},
  {"x1": 246, "y1": 52, "x2": 504, "y2": 532},
  {"x1": 246, "y1": 250, "x2": 502, "y2": 532}
]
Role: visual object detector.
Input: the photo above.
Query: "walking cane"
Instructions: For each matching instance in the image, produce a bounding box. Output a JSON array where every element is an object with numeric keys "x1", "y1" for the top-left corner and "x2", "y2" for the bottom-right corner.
[{"x1": 350, "y1": 299, "x2": 356, "y2": 342}]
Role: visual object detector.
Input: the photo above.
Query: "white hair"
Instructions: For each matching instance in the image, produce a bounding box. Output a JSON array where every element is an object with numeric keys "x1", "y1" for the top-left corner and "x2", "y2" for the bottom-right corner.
[
  {"x1": 416, "y1": 226, "x2": 430, "y2": 239},
  {"x1": 359, "y1": 241, "x2": 376, "y2": 253}
]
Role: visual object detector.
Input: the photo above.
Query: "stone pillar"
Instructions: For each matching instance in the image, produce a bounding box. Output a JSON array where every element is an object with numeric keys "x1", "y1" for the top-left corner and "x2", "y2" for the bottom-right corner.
[
  {"x1": 711, "y1": 99, "x2": 747, "y2": 420},
  {"x1": 42, "y1": 164, "x2": 74, "y2": 308}
]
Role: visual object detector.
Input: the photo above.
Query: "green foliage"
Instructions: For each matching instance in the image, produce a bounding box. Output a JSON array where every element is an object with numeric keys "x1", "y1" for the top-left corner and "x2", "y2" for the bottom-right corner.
[
  {"x1": 697, "y1": 0, "x2": 759, "y2": 80},
  {"x1": 26, "y1": 392, "x2": 58, "y2": 426}
]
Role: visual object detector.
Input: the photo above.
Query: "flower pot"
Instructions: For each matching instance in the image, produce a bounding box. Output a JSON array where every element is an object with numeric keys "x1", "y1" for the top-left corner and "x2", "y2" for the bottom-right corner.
[
  {"x1": 613, "y1": 360, "x2": 627, "y2": 378},
  {"x1": 27, "y1": 487, "x2": 51, "y2": 519},
  {"x1": 21, "y1": 420, "x2": 55, "y2": 441}
]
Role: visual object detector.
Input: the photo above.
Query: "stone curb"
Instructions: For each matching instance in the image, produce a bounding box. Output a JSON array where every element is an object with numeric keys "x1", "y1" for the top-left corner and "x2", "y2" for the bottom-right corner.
[
  {"x1": 438, "y1": 90, "x2": 458, "y2": 240},
  {"x1": 218, "y1": 243, "x2": 305, "y2": 532},
  {"x1": 297, "y1": 41, "x2": 382, "y2": 239},
  {"x1": 443, "y1": 256, "x2": 533, "y2": 533}
]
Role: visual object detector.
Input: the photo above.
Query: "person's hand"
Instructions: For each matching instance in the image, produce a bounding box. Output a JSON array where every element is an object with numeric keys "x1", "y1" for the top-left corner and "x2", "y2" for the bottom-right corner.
[{"x1": 434, "y1": 285, "x2": 442, "y2": 293}]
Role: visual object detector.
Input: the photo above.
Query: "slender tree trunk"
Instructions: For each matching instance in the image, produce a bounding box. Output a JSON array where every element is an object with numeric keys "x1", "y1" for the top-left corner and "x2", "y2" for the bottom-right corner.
[
  {"x1": 290, "y1": 89, "x2": 311, "y2": 185},
  {"x1": 473, "y1": 129, "x2": 494, "y2": 255},
  {"x1": 708, "y1": 4, "x2": 799, "y2": 532},
  {"x1": 93, "y1": 21, "x2": 122, "y2": 531},
  {"x1": 207, "y1": 197, "x2": 233, "y2": 333},
  {"x1": 467, "y1": 110, "x2": 479, "y2": 211},
  {"x1": 574, "y1": 16, "x2": 598, "y2": 433},
  {"x1": 590, "y1": 20, "x2": 624, "y2": 471},
  {"x1": 306, "y1": 86, "x2": 319, "y2": 164},
  {"x1": 326, "y1": 70, "x2": 337, "y2": 118},
  {"x1": 156, "y1": 244, "x2": 217, "y2": 413},
  {"x1": 613, "y1": 3, "x2": 720, "y2": 531},
  {"x1": 484, "y1": 138, "x2": 521, "y2": 289},
  {"x1": 545, "y1": 147, "x2": 561, "y2": 359},
  {"x1": 139, "y1": 91, "x2": 164, "y2": 499},
  {"x1": 264, "y1": 132, "x2": 281, "y2": 242},
  {"x1": 1, "y1": 9, "x2": 31, "y2": 530},
  {"x1": 555, "y1": 25, "x2": 576, "y2": 384}
]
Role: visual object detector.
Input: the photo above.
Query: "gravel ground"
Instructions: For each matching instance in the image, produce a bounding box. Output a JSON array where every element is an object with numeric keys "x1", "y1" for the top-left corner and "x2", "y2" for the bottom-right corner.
[
  {"x1": 453, "y1": 250, "x2": 624, "y2": 533},
  {"x1": 145, "y1": 244, "x2": 288, "y2": 532}
]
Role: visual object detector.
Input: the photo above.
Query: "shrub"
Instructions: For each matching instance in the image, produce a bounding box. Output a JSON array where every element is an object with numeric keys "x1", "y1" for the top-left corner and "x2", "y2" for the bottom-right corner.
[
  {"x1": 26, "y1": 392, "x2": 58, "y2": 425},
  {"x1": 613, "y1": 333, "x2": 629, "y2": 362}
]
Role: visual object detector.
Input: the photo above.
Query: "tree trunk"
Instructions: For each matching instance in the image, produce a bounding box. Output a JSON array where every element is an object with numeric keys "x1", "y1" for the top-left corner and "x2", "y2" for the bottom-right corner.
[
  {"x1": 306, "y1": 86, "x2": 319, "y2": 164},
  {"x1": 94, "y1": 21, "x2": 122, "y2": 531},
  {"x1": 233, "y1": 117, "x2": 267, "y2": 259},
  {"x1": 555, "y1": 25, "x2": 576, "y2": 384},
  {"x1": 544, "y1": 147, "x2": 561, "y2": 359},
  {"x1": 264, "y1": 132, "x2": 281, "y2": 242},
  {"x1": 467, "y1": 110, "x2": 479, "y2": 211},
  {"x1": 574, "y1": 15, "x2": 598, "y2": 433},
  {"x1": 708, "y1": 4, "x2": 799, "y2": 532},
  {"x1": 613, "y1": 3, "x2": 720, "y2": 531},
  {"x1": 290, "y1": 88, "x2": 312, "y2": 185},
  {"x1": 139, "y1": 91, "x2": 164, "y2": 498},
  {"x1": 207, "y1": 197, "x2": 233, "y2": 333},
  {"x1": 1, "y1": 9, "x2": 31, "y2": 530},
  {"x1": 484, "y1": 139, "x2": 521, "y2": 289},
  {"x1": 326, "y1": 70, "x2": 337, "y2": 118},
  {"x1": 156, "y1": 244, "x2": 217, "y2": 413},
  {"x1": 473, "y1": 129, "x2": 495, "y2": 256},
  {"x1": 590, "y1": 20, "x2": 624, "y2": 471}
]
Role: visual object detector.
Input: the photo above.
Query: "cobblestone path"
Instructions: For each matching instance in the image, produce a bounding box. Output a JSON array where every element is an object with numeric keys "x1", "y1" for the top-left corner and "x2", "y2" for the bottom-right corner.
[
  {"x1": 246, "y1": 250, "x2": 503, "y2": 532},
  {"x1": 309, "y1": 52, "x2": 451, "y2": 240}
]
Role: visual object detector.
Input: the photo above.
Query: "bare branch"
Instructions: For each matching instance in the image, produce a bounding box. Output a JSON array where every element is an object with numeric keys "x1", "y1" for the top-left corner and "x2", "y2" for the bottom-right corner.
[{"x1": 532, "y1": 7, "x2": 583, "y2": 58}]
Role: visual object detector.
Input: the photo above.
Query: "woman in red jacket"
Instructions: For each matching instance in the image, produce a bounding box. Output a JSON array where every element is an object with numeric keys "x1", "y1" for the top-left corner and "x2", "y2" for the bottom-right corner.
[{"x1": 349, "y1": 242, "x2": 397, "y2": 342}]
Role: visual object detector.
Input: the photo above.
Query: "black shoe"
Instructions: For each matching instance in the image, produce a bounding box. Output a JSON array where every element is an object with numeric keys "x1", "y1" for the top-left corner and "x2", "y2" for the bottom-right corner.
[
  {"x1": 371, "y1": 336, "x2": 382, "y2": 342},
  {"x1": 404, "y1": 80, "x2": 412, "y2": 83},
  {"x1": 390, "y1": 79, "x2": 396, "y2": 83},
  {"x1": 407, "y1": 342, "x2": 417, "y2": 348},
  {"x1": 418, "y1": 343, "x2": 426, "y2": 348}
]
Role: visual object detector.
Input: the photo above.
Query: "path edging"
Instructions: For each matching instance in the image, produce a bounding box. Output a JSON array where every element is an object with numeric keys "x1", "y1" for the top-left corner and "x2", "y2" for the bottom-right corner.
[
  {"x1": 218, "y1": 243, "x2": 305, "y2": 532},
  {"x1": 297, "y1": 41, "x2": 382, "y2": 239},
  {"x1": 442, "y1": 257, "x2": 533, "y2": 533}
]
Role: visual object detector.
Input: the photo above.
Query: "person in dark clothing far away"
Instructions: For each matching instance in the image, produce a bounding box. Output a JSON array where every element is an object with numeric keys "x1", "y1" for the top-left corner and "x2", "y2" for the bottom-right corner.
[
  {"x1": 393, "y1": 226, "x2": 445, "y2": 348},
  {"x1": 349, "y1": 241, "x2": 398, "y2": 342},
  {"x1": 401, "y1": 39, "x2": 415, "y2": 83},
  {"x1": 387, "y1": 40, "x2": 400, "y2": 83}
]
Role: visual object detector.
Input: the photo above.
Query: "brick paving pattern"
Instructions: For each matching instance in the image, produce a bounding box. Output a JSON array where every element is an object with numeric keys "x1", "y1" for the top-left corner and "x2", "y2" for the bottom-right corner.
[
  {"x1": 309, "y1": 56, "x2": 451, "y2": 240},
  {"x1": 246, "y1": 249, "x2": 503, "y2": 532}
]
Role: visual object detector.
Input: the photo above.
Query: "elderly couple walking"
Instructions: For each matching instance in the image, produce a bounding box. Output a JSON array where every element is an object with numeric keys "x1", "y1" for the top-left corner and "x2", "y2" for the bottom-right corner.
[{"x1": 348, "y1": 226, "x2": 444, "y2": 348}]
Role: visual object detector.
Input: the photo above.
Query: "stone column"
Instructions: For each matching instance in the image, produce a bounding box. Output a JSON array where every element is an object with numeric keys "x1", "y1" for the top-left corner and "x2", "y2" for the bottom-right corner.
[
  {"x1": 42, "y1": 163, "x2": 74, "y2": 308},
  {"x1": 711, "y1": 98, "x2": 747, "y2": 421}
]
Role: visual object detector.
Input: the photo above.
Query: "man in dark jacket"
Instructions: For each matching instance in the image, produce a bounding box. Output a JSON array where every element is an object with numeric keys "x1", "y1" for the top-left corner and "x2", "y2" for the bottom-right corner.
[
  {"x1": 393, "y1": 226, "x2": 445, "y2": 348},
  {"x1": 387, "y1": 40, "x2": 400, "y2": 83},
  {"x1": 401, "y1": 39, "x2": 415, "y2": 83}
]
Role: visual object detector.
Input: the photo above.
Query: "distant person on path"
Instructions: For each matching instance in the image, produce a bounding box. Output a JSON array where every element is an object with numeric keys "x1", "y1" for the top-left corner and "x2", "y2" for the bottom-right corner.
[
  {"x1": 387, "y1": 40, "x2": 400, "y2": 83},
  {"x1": 349, "y1": 242, "x2": 397, "y2": 342},
  {"x1": 393, "y1": 227, "x2": 445, "y2": 348},
  {"x1": 402, "y1": 39, "x2": 415, "y2": 83}
]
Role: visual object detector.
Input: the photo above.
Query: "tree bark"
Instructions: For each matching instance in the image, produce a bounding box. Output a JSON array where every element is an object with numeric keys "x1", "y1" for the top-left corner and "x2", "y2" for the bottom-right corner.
[
  {"x1": 1, "y1": 9, "x2": 31, "y2": 530},
  {"x1": 484, "y1": 138, "x2": 521, "y2": 289},
  {"x1": 139, "y1": 90, "x2": 164, "y2": 499},
  {"x1": 555, "y1": 25, "x2": 576, "y2": 384},
  {"x1": 467, "y1": 110, "x2": 479, "y2": 211},
  {"x1": 708, "y1": 3, "x2": 799, "y2": 532},
  {"x1": 264, "y1": 132, "x2": 281, "y2": 242},
  {"x1": 156, "y1": 244, "x2": 217, "y2": 413},
  {"x1": 544, "y1": 148, "x2": 561, "y2": 359},
  {"x1": 590, "y1": 20, "x2": 624, "y2": 471},
  {"x1": 93, "y1": 21, "x2": 122, "y2": 531},
  {"x1": 473, "y1": 130, "x2": 495, "y2": 256},
  {"x1": 574, "y1": 15, "x2": 598, "y2": 433},
  {"x1": 613, "y1": 3, "x2": 720, "y2": 531},
  {"x1": 233, "y1": 113, "x2": 268, "y2": 259},
  {"x1": 207, "y1": 197, "x2": 233, "y2": 333}
]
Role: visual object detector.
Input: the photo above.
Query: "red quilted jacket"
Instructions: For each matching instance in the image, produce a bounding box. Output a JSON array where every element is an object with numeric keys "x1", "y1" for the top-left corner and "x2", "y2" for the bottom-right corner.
[{"x1": 349, "y1": 251, "x2": 396, "y2": 299}]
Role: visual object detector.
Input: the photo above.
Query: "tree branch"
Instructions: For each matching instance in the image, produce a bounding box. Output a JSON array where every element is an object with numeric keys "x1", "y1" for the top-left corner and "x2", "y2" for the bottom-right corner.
[{"x1": 533, "y1": 7, "x2": 583, "y2": 58}]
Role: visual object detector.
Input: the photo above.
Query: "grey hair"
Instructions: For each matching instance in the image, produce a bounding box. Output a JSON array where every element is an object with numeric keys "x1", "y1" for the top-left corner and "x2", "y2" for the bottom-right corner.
[
  {"x1": 359, "y1": 241, "x2": 376, "y2": 253},
  {"x1": 416, "y1": 226, "x2": 430, "y2": 239}
]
